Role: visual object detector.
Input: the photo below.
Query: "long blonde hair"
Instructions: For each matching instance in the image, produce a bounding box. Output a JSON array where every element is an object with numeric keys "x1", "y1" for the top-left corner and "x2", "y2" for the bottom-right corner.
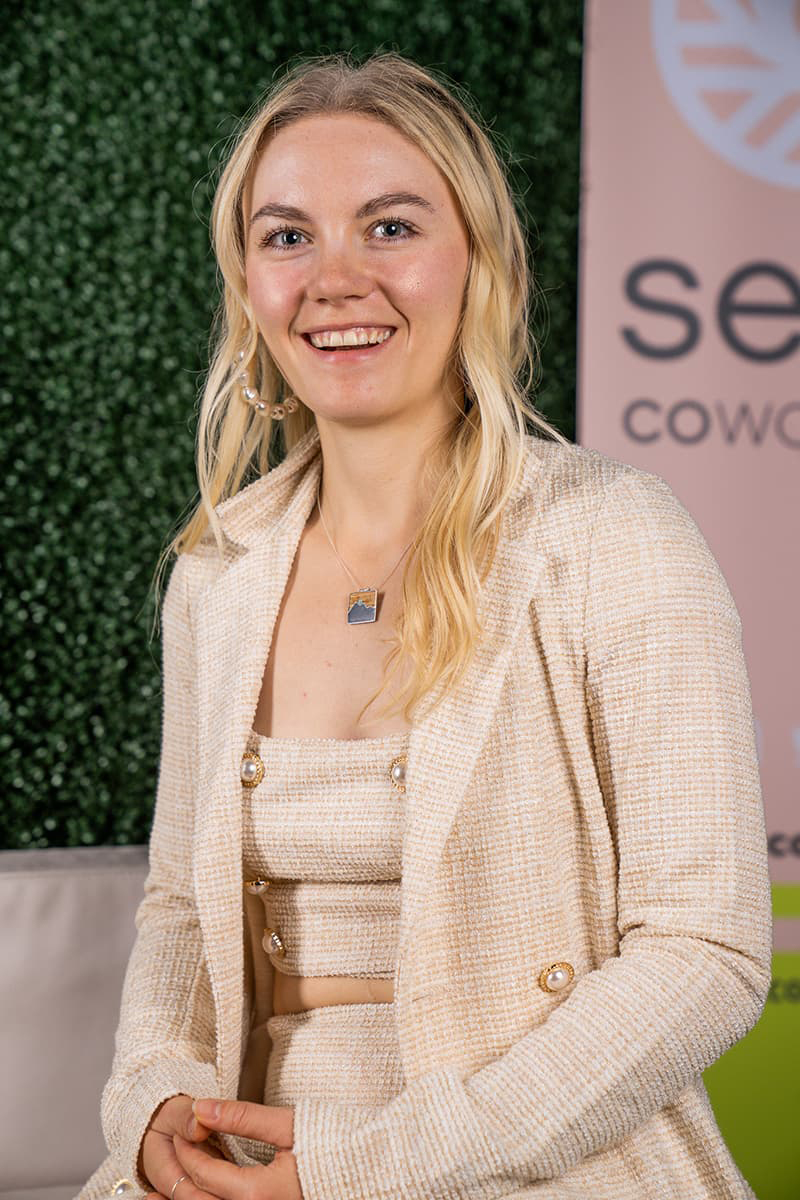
[{"x1": 152, "y1": 49, "x2": 569, "y2": 728}]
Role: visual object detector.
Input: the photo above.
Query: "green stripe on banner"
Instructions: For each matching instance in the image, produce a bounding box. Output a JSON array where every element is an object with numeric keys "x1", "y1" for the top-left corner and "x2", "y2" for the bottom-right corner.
[
  {"x1": 771, "y1": 885, "x2": 800, "y2": 917},
  {"x1": 704, "y1": 951, "x2": 800, "y2": 1198}
]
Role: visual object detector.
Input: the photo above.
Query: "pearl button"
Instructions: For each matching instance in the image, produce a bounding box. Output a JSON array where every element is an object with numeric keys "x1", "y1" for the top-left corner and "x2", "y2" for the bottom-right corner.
[
  {"x1": 112, "y1": 1182, "x2": 134, "y2": 1197},
  {"x1": 538, "y1": 961, "x2": 575, "y2": 993},
  {"x1": 389, "y1": 754, "x2": 407, "y2": 792},
  {"x1": 263, "y1": 927, "x2": 286, "y2": 957},
  {"x1": 241, "y1": 750, "x2": 264, "y2": 788}
]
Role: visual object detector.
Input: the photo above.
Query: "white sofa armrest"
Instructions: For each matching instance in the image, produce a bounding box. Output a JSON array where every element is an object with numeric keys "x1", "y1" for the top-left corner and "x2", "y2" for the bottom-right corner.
[{"x1": 0, "y1": 846, "x2": 148, "y2": 1200}]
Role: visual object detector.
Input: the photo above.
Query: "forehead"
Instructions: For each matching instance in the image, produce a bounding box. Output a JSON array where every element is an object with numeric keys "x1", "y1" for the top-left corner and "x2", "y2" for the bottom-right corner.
[{"x1": 246, "y1": 112, "x2": 454, "y2": 214}]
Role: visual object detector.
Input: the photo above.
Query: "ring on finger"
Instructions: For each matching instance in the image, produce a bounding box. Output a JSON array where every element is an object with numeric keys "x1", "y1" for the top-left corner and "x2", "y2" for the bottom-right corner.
[{"x1": 170, "y1": 1175, "x2": 189, "y2": 1200}]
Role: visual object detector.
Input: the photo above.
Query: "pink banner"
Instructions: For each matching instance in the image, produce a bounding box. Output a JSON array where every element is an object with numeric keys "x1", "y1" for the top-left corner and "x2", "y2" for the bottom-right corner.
[{"x1": 577, "y1": 1, "x2": 799, "y2": 896}]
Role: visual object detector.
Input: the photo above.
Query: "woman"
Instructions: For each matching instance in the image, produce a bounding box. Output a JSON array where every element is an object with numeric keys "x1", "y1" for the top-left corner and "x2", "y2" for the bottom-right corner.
[{"x1": 77, "y1": 51, "x2": 771, "y2": 1200}]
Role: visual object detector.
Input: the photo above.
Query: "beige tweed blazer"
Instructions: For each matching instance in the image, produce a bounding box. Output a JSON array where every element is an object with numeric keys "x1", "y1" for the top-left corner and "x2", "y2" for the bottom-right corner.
[{"x1": 77, "y1": 423, "x2": 772, "y2": 1200}]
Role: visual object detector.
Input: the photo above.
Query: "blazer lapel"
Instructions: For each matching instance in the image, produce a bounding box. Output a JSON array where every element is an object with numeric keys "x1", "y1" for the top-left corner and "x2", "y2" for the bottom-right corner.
[
  {"x1": 396, "y1": 498, "x2": 546, "y2": 1005},
  {"x1": 193, "y1": 428, "x2": 325, "y2": 1096},
  {"x1": 191, "y1": 426, "x2": 545, "y2": 1096}
]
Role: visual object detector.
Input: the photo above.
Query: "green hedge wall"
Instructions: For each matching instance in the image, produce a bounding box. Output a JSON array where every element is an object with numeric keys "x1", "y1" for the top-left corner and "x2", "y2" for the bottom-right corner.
[{"x1": 1, "y1": 0, "x2": 583, "y2": 849}]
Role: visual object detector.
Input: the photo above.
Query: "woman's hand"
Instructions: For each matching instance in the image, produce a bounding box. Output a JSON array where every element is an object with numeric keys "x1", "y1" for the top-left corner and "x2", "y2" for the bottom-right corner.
[
  {"x1": 170, "y1": 1099, "x2": 302, "y2": 1200},
  {"x1": 140, "y1": 1094, "x2": 228, "y2": 1200}
]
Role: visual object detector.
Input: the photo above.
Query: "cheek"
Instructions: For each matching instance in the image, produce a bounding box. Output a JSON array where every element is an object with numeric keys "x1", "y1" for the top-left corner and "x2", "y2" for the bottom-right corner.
[
  {"x1": 245, "y1": 261, "x2": 300, "y2": 327},
  {"x1": 388, "y1": 247, "x2": 467, "y2": 327}
]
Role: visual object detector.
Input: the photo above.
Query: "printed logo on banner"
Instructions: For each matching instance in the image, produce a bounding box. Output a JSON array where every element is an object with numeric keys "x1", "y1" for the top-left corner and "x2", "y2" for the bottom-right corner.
[
  {"x1": 651, "y1": 0, "x2": 800, "y2": 189},
  {"x1": 580, "y1": 0, "x2": 799, "y2": 891},
  {"x1": 769, "y1": 834, "x2": 800, "y2": 857}
]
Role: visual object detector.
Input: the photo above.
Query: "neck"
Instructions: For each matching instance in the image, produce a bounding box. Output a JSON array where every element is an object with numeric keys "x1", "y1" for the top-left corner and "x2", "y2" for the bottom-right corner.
[{"x1": 310, "y1": 414, "x2": 455, "y2": 565}]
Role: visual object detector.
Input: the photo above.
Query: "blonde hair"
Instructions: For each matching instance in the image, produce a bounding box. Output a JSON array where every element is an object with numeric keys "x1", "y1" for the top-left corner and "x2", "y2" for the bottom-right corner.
[{"x1": 152, "y1": 49, "x2": 570, "y2": 728}]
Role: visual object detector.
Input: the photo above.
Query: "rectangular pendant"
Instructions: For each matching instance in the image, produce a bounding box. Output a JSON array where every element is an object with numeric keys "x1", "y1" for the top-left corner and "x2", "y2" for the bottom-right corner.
[{"x1": 347, "y1": 588, "x2": 378, "y2": 624}]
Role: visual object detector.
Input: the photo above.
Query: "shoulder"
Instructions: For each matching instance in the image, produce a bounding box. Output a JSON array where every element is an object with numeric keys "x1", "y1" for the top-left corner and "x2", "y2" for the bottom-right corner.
[
  {"x1": 160, "y1": 428, "x2": 322, "y2": 615},
  {"x1": 160, "y1": 534, "x2": 237, "y2": 630},
  {"x1": 519, "y1": 433, "x2": 686, "y2": 544},
  {"x1": 523, "y1": 432, "x2": 673, "y2": 499},
  {"x1": 526, "y1": 440, "x2": 741, "y2": 631},
  {"x1": 517, "y1": 436, "x2": 733, "y2": 614}
]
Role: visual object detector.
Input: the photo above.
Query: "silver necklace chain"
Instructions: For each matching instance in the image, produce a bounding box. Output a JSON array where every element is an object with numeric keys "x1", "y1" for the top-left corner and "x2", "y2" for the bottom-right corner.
[{"x1": 315, "y1": 475, "x2": 417, "y2": 593}]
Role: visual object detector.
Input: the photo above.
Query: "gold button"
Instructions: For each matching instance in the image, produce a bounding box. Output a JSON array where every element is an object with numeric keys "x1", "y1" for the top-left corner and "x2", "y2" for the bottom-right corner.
[
  {"x1": 241, "y1": 750, "x2": 264, "y2": 788},
  {"x1": 111, "y1": 1182, "x2": 134, "y2": 1197},
  {"x1": 538, "y1": 961, "x2": 575, "y2": 993},
  {"x1": 244, "y1": 878, "x2": 271, "y2": 895},
  {"x1": 262, "y1": 926, "x2": 286, "y2": 957}
]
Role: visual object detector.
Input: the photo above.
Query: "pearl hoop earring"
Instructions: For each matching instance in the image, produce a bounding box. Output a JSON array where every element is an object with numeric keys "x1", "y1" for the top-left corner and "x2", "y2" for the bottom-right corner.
[{"x1": 236, "y1": 349, "x2": 300, "y2": 421}]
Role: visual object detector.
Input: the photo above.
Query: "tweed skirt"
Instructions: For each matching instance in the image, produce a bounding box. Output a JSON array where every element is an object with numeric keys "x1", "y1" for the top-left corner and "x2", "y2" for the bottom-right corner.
[
  {"x1": 263, "y1": 999, "x2": 406, "y2": 1107},
  {"x1": 219, "y1": 998, "x2": 406, "y2": 1168}
]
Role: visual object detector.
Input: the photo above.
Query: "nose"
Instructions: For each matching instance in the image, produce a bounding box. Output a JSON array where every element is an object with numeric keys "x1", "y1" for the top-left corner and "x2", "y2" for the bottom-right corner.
[{"x1": 305, "y1": 237, "x2": 373, "y2": 304}]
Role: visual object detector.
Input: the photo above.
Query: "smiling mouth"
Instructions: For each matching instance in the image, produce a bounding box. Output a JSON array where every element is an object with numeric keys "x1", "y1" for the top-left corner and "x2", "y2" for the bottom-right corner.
[{"x1": 301, "y1": 329, "x2": 397, "y2": 352}]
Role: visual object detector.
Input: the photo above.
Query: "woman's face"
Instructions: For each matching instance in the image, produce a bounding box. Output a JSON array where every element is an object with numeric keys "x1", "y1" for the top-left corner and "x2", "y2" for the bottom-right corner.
[{"x1": 243, "y1": 112, "x2": 471, "y2": 428}]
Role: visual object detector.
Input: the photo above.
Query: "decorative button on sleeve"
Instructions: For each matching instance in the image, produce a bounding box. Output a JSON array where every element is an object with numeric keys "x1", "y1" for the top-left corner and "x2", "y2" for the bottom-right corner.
[
  {"x1": 111, "y1": 1181, "x2": 134, "y2": 1198},
  {"x1": 538, "y1": 961, "x2": 575, "y2": 992}
]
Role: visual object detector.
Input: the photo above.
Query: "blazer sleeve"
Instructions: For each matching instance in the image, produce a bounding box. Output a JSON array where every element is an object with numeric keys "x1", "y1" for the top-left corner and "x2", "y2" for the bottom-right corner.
[
  {"x1": 290, "y1": 470, "x2": 773, "y2": 1200},
  {"x1": 100, "y1": 554, "x2": 219, "y2": 1191}
]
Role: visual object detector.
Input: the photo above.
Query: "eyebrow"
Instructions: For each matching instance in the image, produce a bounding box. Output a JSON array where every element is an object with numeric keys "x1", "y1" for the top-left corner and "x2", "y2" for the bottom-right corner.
[{"x1": 248, "y1": 191, "x2": 436, "y2": 229}]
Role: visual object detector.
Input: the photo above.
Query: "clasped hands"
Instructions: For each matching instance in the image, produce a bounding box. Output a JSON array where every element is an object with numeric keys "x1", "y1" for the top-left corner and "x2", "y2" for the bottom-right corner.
[{"x1": 142, "y1": 1094, "x2": 303, "y2": 1200}]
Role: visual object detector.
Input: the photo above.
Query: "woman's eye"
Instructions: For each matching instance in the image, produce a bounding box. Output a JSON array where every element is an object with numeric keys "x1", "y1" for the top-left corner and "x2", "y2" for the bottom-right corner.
[
  {"x1": 372, "y1": 218, "x2": 415, "y2": 241},
  {"x1": 258, "y1": 216, "x2": 416, "y2": 251},
  {"x1": 259, "y1": 225, "x2": 306, "y2": 250}
]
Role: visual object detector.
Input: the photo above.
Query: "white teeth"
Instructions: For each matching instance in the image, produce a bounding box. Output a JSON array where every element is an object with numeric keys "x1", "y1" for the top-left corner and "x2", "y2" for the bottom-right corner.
[{"x1": 308, "y1": 326, "x2": 394, "y2": 349}]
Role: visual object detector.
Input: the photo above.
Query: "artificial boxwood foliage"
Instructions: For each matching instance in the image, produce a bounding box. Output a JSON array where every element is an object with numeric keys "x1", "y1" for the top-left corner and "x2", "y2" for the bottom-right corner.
[{"x1": 1, "y1": 0, "x2": 583, "y2": 848}]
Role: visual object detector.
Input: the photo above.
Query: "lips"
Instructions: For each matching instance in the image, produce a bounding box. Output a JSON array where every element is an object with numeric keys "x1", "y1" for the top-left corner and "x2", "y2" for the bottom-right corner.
[
  {"x1": 302, "y1": 323, "x2": 396, "y2": 337},
  {"x1": 300, "y1": 328, "x2": 397, "y2": 360},
  {"x1": 302, "y1": 329, "x2": 395, "y2": 348}
]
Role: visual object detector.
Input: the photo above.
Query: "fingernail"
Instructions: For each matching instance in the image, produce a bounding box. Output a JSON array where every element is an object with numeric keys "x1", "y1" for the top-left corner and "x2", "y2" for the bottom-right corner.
[{"x1": 193, "y1": 1099, "x2": 220, "y2": 1122}]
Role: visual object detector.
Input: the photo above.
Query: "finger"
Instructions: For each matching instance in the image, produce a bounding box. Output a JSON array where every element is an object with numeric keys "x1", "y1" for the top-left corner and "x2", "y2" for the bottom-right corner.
[
  {"x1": 151, "y1": 1100, "x2": 213, "y2": 1144},
  {"x1": 192, "y1": 1098, "x2": 293, "y2": 1147},
  {"x1": 174, "y1": 1133, "x2": 265, "y2": 1200},
  {"x1": 188, "y1": 1141, "x2": 227, "y2": 1164},
  {"x1": 144, "y1": 1128, "x2": 225, "y2": 1200}
]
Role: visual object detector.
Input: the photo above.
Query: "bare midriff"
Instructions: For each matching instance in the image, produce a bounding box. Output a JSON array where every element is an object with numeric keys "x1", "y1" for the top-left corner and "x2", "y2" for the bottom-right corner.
[{"x1": 272, "y1": 972, "x2": 395, "y2": 1015}]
